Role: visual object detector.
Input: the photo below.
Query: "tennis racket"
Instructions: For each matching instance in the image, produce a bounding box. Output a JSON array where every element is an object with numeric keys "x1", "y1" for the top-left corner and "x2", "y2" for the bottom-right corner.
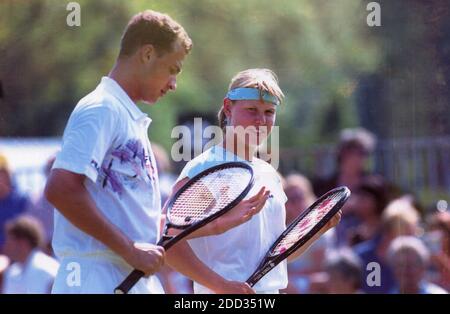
[
  {"x1": 246, "y1": 186, "x2": 351, "y2": 287},
  {"x1": 115, "y1": 162, "x2": 254, "y2": 294}
]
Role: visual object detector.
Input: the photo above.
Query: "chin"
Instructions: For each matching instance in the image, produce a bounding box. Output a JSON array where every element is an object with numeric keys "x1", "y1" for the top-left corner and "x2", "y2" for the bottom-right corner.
[{"x1": 141, "y1": 97, "x2": 157, "y2": 105}]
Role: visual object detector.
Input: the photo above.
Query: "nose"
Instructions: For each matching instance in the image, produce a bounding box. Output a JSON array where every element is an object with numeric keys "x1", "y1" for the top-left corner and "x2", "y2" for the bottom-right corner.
[
  {"x1": 168, "y1": 76, "x2": 177, "y2": 91},
  {"x1": 254, "y1": 112, "x2": 265, "y2": 126}
]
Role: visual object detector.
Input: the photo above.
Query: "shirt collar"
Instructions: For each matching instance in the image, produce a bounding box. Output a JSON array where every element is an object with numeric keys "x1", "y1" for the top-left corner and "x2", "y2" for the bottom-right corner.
[{"x1": 100, "y1": 76, "x2": 149, "y2": 122}]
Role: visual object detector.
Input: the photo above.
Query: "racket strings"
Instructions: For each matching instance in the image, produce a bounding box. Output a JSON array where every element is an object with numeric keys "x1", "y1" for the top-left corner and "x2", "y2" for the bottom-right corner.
[
  {"x1": 168, "y1": 168, "x2": 252, "y2": 226},
  {"x1": 271, "y1": 192, "x2": 345, "y2": 256}
]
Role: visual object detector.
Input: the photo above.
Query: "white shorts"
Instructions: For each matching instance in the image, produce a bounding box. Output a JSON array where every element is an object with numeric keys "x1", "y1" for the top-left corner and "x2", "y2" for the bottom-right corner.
[{"x1": 51, "y1": 253, "x2": 164, "y2": 294}]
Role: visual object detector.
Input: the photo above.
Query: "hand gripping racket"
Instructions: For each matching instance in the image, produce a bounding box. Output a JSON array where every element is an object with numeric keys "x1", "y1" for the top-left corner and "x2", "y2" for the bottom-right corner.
[
  {"x1": 115, "y1": 162, "x2": 254, "y2": 294},
  {"x1": 246, "y1": 186, "x2": 351, "y2": 287}
]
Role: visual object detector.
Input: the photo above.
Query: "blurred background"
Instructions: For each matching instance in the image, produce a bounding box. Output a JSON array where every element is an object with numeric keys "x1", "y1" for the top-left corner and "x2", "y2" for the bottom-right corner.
[{"x1": 0, "y1": 0, "x2": 449, "y2": 294}]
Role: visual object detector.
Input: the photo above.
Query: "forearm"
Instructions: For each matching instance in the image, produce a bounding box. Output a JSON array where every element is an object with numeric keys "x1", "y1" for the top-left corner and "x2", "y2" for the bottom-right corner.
[
  {"x1": 184, "y1": 220, "x2": 222, "y2": 239},
  {"x1": 166, "y1": 240, "x2": 225, "y2": 292},
  {"x1": 45, "y1": 170, "x2": 133, "y2": 259}
]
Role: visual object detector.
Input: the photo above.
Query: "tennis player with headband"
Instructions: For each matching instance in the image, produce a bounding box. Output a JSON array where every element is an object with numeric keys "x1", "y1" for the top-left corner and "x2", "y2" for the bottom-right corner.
[{"x1": 166, "y1": 68, "x2": 342, "y2": 294}]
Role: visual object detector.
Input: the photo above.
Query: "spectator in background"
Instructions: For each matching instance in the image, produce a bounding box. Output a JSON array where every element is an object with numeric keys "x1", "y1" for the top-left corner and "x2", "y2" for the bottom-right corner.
[
  {"x1": 387, "y1": 236, "x2": 447, "y2": 294},
  {"x1": 313, "y1": 127, "x2": 376, "y2": 196},
  {"x1": 354, "y1": 196, "x2": 421, "y2": 293},
  {"x1": 325, "y1": 248, "x2": 364, "y2": 294},
  {"x1": 346, "y1": 175, "x2": 389, "y2": 246},
  {"x1": 27, "y1": 155, "x2": 56, "y2": 253},
  {"x1": 2, "y1": 215, "x2": 59, "y2": 293},
  {"x1": 424, "y1": 210, "x2": 450, "y2": 291},
  {"x1": 0, "y1": 153, "x2": 30, "y2": 252},
  {"x1": 284, "y1": 173, "x2": 316, "y2": 224},
  {"x1": 313, "y1": 128, "x2": 377, "y2": 247}
]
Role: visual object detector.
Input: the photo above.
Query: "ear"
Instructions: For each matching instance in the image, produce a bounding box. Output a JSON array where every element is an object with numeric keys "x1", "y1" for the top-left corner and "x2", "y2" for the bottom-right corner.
[
  {"x1": 223, "y1": 98, "x2": 233, "y2": 117},
  {"x1": 139, "y1": 44, "x2": 156, "y2": 63}
]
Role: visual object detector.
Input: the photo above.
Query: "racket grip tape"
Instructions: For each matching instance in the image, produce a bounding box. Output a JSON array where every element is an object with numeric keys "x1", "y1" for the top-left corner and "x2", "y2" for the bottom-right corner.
[{"x1": 114, "y1": 269, "x2": 145, "y2": 294}]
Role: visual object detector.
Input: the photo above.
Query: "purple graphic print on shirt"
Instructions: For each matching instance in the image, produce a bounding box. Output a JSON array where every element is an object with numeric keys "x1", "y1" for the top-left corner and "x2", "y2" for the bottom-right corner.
[{"x1": 94, "y1": 139, "x2": 156, "y2": 196}]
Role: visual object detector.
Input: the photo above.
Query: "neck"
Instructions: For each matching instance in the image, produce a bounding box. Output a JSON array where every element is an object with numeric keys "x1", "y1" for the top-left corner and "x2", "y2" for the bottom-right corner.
[
  {"x1": 221, "y1": 133, "x2": 257, "y2": 161},
  {"x1": 109, "y1": 59, "x2": 140, "y2": 103},
  {"x1": 338, "y1": 170, "x2": 362, "y2": 188}
]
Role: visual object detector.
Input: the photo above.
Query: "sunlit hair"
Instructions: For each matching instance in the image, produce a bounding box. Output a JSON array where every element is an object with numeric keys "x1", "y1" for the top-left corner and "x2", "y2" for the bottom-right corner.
[
  {"x1": 381, "y1": 196, "x2": 421, "y2": 236},
  {"x1": 387, "y1": 236, "x2": 430, "y2": 267},
  {"x1": 119, "y1": 10, "x2": 192, "y2": 58},
  {"x1": 218, "y1": 68, "x2": 285, "y2": 131}
]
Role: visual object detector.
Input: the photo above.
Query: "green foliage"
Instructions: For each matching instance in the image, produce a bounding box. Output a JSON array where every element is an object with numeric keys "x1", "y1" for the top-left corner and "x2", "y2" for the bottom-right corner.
[{"x1": 1, "y1": 0, "x2": 447, "y2": 150}]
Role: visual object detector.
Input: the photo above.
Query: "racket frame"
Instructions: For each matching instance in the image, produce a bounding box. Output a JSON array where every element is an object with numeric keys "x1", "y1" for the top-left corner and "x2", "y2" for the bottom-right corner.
[{"x1": 246, "y1": 186, "x2": 351, "y2": 286}]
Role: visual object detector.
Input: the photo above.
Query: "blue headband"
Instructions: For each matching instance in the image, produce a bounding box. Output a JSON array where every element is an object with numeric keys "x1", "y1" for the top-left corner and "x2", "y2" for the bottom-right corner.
[{"x1": 226, "y1": 87, "x2": 280, "y2": 106}]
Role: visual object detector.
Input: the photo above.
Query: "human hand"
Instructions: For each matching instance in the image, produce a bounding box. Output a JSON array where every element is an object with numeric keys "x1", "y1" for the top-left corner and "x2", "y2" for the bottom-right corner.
[
  {"x1": 212, "y1": 187, "x2": 270, "y2": 234},
  {"x1": 124, "y1": 243, "x2": 165, "y2": 276},
  {"x1": 321, "y1": 210, "x2": 342, "y2": 233}
]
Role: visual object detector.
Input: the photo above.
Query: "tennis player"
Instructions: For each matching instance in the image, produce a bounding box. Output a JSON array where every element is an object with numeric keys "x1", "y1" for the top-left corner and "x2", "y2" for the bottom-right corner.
[
  {"x1": 44, "y1": 10, "x2": 192, "y2": 293},
  {"x1": 166, "y1": 68, "x2": 342, "y2": 294}
]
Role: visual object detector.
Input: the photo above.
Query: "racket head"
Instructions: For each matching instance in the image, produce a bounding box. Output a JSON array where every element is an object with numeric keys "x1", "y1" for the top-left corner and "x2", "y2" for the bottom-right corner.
[
  {"x1": 162, "y1": 162, "x2": 254, "y2": 244},
  {"x1": 247, "y1": 186, "x2": 350, "y2": 286},
  {"x1": 269, "y1": 186, "x2": 350, "y2": 258}
]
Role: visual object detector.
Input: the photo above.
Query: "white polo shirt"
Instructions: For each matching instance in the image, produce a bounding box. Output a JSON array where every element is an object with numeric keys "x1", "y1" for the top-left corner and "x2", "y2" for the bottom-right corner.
[
  {"x1": 52, "y1": 76, "x2": 161, "y2": 260},
  {"x1": 178, "y1": 145, "x2": 288, "y2": 293}
]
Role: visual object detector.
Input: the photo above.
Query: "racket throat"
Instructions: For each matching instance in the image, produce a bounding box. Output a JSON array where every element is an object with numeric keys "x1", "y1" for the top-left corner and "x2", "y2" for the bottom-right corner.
[{"x1": 246, "y1": 263, "x2": 276, "y2": 287}]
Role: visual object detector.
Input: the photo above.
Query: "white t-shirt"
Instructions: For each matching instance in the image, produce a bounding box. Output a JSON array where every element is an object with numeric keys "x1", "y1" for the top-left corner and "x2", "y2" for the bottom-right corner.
[
  {"x1": 3, "y1": 250, "x2": 59, "y2": 294},
  {"x1": 52, "y1": 76, "x2": 161, "y2": 260},
  {"x1": 178, "y1": 145, "x2": 288, "y2": 293}
]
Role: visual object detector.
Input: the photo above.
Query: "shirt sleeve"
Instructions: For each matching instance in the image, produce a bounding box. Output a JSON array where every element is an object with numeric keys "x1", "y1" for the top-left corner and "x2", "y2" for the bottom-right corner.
[{"x1": 53, "y1": 104, "x2": 119, "y2": 183}]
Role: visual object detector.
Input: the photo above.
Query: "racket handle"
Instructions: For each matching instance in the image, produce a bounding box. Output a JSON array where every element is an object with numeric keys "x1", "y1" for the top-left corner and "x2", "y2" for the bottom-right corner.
[{"x1": 114, "y1": 269, "x2": 145, "y2": 294}]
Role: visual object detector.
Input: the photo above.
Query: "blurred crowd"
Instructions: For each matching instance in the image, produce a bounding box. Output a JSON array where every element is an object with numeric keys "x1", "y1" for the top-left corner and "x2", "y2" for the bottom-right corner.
[{"x1": 0, "y1": 128, "x2": 449, "y2": 294}]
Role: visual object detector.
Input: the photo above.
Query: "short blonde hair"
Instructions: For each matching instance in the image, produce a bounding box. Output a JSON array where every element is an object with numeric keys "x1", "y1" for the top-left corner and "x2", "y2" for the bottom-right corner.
[
  {"x1": 387, "y1": 236, "x2": 430, "y2": 267},
  {"x1": 284, "y1": 173, "x2": 316, "y2": 207},
  {"x1": 381, "y1": 197, "x2": 421, "y2": 235},
  {"x1": 218, "y1": 68, "x2": 284, "y2": 130},
  {"x1": 119, "y1": 10, "x2": 192, "y2": 58}
]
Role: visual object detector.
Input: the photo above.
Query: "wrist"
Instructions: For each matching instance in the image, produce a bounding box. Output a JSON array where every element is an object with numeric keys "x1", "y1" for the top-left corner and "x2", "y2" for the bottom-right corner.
[{"x1": 211, "y1": 279, "x2": 229, "y2": 293}]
